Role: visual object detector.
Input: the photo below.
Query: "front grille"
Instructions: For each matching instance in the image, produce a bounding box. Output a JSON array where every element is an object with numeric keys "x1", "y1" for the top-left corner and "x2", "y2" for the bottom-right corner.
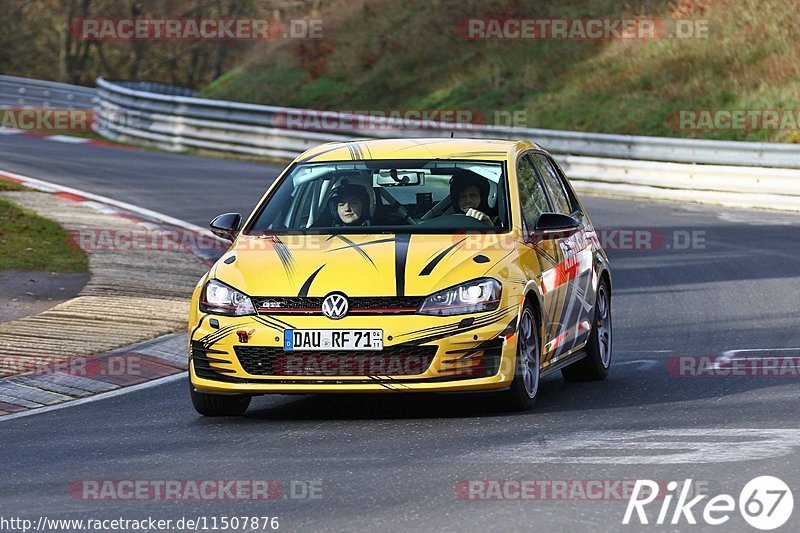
[
  {"x1": 234, "y1": 345, "x2": 438, "y2": 376},
  {"x1": 252, "y1": 296, "x2": 423, "y2": 315}
]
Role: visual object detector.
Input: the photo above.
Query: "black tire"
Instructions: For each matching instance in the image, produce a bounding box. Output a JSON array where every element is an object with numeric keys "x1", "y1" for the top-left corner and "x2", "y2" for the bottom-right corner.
[
  {"x1": 190, "y1": 381, "x2": 251, "y2": 416},
  {"x1": 562, "y1": 280, "x2": 612, "y2": 381},
  {"x1": 502, "y1": 303, "x2": 541, "y2": 411}
]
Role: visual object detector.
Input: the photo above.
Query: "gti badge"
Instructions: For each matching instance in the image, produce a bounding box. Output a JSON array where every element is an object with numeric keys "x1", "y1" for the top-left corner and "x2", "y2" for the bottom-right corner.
[{"x1": 322, "y1": 293, "x2": 349, "y2": 320}]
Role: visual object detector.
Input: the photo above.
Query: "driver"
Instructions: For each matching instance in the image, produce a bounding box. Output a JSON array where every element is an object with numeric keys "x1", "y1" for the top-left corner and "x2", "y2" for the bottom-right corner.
[
  {"x1": 449, "y1": 172, "x2": 494, "y2": 224},
  {"x1": 329, "y1": 183, "x2": 372, "y2": 226}
]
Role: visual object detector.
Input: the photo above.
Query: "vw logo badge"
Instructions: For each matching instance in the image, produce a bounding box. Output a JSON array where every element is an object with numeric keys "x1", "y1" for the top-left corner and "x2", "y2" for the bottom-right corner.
[{"x1": 322, "y1": 293, "x2": 348, "y2": 320}]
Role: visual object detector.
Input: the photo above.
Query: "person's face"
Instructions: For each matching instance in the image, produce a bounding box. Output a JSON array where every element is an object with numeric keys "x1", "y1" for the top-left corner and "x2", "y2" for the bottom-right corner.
[
  {"x1": 337, "y1": 196, "x2": 363, "y2": 224},
  {"x1": 458, "y1": 185, "x2": 482, "y2": 212}
]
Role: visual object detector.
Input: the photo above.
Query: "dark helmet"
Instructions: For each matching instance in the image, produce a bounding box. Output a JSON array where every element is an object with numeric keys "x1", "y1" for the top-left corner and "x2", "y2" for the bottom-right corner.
[
  {"x1": 449, "y1": 171, "x2": 491, "y2": 214},
  {"x1": 328, "y1": 182, "x2": 371, "y2": 225}
]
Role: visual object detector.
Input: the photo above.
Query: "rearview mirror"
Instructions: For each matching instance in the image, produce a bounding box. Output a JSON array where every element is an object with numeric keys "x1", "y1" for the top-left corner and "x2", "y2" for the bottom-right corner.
[
  {"x1": 209, "y1": 212, "x2": 242, "y2": 242},
  {"x1": 375, "y1": 169, "x2": 423, "y2": 186},
  {"x1": 530, "y1": 213, "x2": 580, "y2": 241}
]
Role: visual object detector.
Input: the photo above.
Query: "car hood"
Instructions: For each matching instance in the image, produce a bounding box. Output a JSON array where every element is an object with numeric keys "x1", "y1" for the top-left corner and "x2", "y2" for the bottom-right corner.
[{"x1": 212, "y1": 233, "x2": 518, "y2": 297}]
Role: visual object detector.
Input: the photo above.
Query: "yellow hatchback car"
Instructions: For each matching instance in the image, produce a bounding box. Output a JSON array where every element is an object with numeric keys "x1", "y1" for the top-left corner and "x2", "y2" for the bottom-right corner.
[{"x1": 188, "y1": 138, "x2": 612, "y2": 415}]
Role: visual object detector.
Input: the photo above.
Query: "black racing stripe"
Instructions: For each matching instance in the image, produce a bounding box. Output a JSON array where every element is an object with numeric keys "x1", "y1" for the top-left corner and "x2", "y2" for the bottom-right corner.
[
  {"x1": 332, "y1": 235, "x2": 376, "y2": 269},
  {"x1": 395, "y1": 234, "x2": 411, "y2": 297},
  {"x1": 299, "y1": 144, "x2": 346, "y2": 163},
  {"x1": 327, "y1": 237, "x2": 397, "y2": 251},
  {"x1": 251, "y1": 316, "x2": 283, "y2": 333},
  {"x1": 405, "y1": 310, "x2": 515, "y2": 346},
  {"x1": 447, "y1": 151, "x2": 507, "y2": 157},
  {"x1": 271, "y1": 236, "x2": 295, "y2": 280},
  {"x1": 190, "y1": 314, "x2": 208, "y2": 342},
  {"x1": 396, "y1": 305, "x2": 517, "y2": 344},
  {"x1": 198, "y1": 323, "x2": 240, "y2": 345},
  {"x1": 527, "y1": 240, "x2": 559, "y2": 265},
  {"x1": 367, "y1": 375, "x2": 394, "y2": 390},
  {"x1": 200, "y1": 322, "x2": 248, "y2": 348},
  {"x1": 253, "y1": 315, "x2": 296, "y2": 331},
  {"x1": 298, "y1": 265, "x2": 325, "y2": 297},
  {"x1": 419, "y1": 238, "x2": 466, "y2": 276}
]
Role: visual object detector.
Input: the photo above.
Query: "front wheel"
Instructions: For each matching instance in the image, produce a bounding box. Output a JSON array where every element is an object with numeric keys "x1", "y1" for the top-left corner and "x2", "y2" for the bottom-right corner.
[
  {"x1": 502, "y1": 304, "x2": 541, "y2": 411},
  {"x1": 190, "y1": 382, "x2": 251, "y2": 416},
  {"x1": 562, "y1": 280, "x2": 612, "y2": 381}
]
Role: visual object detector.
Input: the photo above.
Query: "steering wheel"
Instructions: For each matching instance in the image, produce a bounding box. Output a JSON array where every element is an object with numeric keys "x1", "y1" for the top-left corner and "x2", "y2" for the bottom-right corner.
[{"x1": 455, "y1": 212, "x2": 493, "y2": 226}]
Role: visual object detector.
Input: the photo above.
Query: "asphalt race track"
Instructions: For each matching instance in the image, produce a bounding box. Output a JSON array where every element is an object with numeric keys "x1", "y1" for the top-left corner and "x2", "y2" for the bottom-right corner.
[{"x1": 2, "y1": 135, "x2": 799, "y2": 532}]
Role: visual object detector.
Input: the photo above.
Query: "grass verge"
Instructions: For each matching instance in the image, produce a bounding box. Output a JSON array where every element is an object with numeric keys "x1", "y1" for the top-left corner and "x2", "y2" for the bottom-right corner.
[{"x1": 0, "y1": 196, "x2": 89, "y2": 272}]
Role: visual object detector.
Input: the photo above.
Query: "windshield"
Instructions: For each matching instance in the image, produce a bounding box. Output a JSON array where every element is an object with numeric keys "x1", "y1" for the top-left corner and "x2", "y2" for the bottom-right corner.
[{"x1": 245, "y1": 159, "x2": 509, "y2": 234}]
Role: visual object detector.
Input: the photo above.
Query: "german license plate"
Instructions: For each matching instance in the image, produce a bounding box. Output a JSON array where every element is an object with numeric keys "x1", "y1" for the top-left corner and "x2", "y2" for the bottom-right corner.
[{"x1": 283, "y1": 329, "x2": 383, "y2": 351}]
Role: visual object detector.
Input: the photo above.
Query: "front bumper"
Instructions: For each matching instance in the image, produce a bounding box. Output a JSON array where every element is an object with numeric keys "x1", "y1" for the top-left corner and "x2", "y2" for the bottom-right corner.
[{"x1": 188, "y1": 307, "x2": 519, "y2": 394}]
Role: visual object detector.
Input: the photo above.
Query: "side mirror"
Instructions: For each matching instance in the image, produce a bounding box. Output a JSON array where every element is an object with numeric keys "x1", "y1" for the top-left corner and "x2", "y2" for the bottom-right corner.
[
  {"x1": 530, "y1": 213, "x2": 580, "y2": 241},
  {"x1": 209, "y1": 213, "x2": 242, "y2": 242}
]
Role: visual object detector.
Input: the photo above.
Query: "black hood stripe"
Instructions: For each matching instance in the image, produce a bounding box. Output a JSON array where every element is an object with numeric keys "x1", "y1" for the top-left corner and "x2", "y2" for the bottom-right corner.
[
  {"x1": 253, "y1": 315, "x2": 295, "y2": 332},
  {"x1": 419, "y1": 238, "x2": 466, "y2": 276},
  {"x1": 298, "y1": 265, "x2": 326, "y2": 297},
  {"x1": 395, "y1": 234, "x2": 411, "y2": 296},
  {"x1": 330, "y1": 235, "x2": 377, "y2": 269},
  {"x1": 270, "y1": 236, "x2": 296, "y2": 281}
]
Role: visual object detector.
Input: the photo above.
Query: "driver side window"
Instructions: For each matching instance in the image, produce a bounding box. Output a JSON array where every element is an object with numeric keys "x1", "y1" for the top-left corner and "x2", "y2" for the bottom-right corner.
[{"x1": 517, "y1": 154, "x2": 549, "y2": 229}]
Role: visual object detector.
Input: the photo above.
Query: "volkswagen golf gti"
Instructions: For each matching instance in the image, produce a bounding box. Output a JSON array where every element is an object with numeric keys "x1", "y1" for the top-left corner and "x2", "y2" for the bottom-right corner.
[{"x1": 188, "y1": 138, "x2": 612, "y2": 415}]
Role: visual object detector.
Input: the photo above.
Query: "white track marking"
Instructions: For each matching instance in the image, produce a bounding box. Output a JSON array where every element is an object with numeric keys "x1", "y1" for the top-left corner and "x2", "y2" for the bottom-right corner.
[
  {"x1": 615, "y1": 350, "x2": 674, "y2": 353},
  {"x1": 713, "y1": 348, "x2": 800, "y2": 370},
  {"x1": 0, "y1": 372, "x2": 186, "y2": 422},
  {"x1": 614, "y1": 359, "x2": 660, "y2": 369},
  {"x1": 0, "y1": 168, "x2": 213, "y2": 236},
  {"x1": 474, "y1": 428, "x2": 800, "y2": 465},
  {"x1": 45, "y1": 135, "x2": 91, "y2": 143}
]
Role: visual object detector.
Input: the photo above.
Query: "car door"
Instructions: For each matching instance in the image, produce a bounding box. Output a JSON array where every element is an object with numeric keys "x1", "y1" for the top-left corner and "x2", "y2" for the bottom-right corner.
[
  {"x1": 529, "y1": 152, "x2": 595, "y2": 357},
  {"x1": 515, "y1": 153, "x2": 568, "y2": 366}
]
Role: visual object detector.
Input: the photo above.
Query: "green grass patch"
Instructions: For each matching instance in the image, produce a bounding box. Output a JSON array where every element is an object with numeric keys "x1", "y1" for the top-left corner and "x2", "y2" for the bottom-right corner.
[
  {"x1": 0, "y1": 180, "x2": 28, "y2": 192},
  {"x1": 201, "y1": 0, "x2": 800, "y2": 143},
  {"x1": 0, "y1": 198, "x2": 88, "y2": 272}
]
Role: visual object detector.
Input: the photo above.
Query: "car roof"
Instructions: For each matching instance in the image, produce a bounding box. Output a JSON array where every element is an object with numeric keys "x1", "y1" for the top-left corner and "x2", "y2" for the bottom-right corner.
[{"x1": 295, "y1": 137, "x2": 543, "y2": 163}]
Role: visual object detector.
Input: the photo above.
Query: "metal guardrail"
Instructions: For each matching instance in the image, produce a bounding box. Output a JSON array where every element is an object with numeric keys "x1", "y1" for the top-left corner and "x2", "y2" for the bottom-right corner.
[
  {"x1": 94, "y1": 77, "x2": 800, "y2": 169},
  {"x1": 90, "y1": 77, "x2": 800, "y2": 211},
  {"x1": 0, "y1": 75, "x2": 95, "y2": 109},
  {"x1": 0, "y1": 76, "x2": 798, "y2": 211}
]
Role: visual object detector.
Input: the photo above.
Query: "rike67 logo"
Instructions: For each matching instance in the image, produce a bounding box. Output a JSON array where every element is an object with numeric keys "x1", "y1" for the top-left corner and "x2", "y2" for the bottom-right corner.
[{"x1": 624, "y1": 476, "x2": 793, "y2": 530}]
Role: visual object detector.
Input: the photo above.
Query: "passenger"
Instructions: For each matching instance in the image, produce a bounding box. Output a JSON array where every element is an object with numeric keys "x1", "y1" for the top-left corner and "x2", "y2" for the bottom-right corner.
[{"x1": 329, "y1": 183, "x2": 372, "y2": 226}]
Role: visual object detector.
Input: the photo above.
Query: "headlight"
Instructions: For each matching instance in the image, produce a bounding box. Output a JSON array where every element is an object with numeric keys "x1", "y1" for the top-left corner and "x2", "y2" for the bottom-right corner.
[
  {"x1": 200, "y1": 279, "x2": 256, "y2": 316},
  {"x1": 417, "y1": 278, "x2": 501, "y2": 316}
]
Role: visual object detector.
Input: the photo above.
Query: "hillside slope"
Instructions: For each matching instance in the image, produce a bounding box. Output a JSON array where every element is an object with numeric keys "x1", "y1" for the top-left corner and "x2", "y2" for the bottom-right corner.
[{"x1": 202, "y1": 0, "x2": 800, "y2": 142}]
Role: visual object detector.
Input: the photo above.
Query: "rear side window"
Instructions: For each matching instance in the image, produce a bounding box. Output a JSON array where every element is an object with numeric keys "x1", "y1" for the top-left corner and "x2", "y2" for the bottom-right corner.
[
  {"x1": 530, "y1": 153, "x2": 573, "y2": 215},
  {"x1": 517, "y1": 155, "x2": 550, "y2": 228}
]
